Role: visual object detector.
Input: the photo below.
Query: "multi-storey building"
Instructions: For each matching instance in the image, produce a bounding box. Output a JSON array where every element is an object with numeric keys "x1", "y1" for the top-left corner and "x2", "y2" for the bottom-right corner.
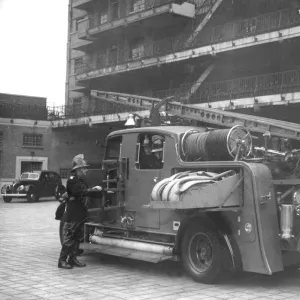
[{"x1": 66, "y1": 0, "x2": 300, "y2": 123}]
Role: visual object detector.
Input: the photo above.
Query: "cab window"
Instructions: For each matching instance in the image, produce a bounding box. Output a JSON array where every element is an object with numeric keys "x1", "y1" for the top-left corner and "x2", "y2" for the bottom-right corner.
[
  {"x1": 105, "y1": 136, "x2": 122, "y2": 160},
  {"x1": 137, "y1": 133, "x2": 164, "y2": 170}
]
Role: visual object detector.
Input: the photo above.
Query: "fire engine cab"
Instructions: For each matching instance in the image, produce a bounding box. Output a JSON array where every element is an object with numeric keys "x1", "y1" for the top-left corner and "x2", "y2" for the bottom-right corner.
[{"x1": 60, "y1": 91, "x2": 300, "y2": 284}]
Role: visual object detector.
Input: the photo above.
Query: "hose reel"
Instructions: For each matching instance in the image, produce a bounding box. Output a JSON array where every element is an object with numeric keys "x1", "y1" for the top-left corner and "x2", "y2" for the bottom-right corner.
[{"x1": 181, "y1": 125, "x2": 252, "y2": 161}]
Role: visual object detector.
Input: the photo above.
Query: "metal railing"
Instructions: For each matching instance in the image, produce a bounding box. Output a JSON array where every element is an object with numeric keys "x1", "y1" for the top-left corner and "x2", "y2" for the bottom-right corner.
[
  {"x1": 76, "y1": 8, "x2": 300, "y2": 76},
  {"x1": 147, "y1": 68, "x2": 300, "y2": 104},
  {"x1": 47, "y1": 99, "x2": 142, "y2": 121},
  {"x1": 87, "y1": 0, "x2": 174, "y2": 31}
]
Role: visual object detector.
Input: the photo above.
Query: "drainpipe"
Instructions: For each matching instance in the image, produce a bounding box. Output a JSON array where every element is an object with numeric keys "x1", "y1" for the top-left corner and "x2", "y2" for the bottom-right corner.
[{"x1": 65, "y1": 0, "x2": 72, "y2": 105}]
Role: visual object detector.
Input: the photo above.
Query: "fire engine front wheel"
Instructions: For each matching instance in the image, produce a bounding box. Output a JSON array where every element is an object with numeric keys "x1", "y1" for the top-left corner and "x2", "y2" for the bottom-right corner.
[{"x1": 181, "y1": 224, "x2": 222, "y2": 284}]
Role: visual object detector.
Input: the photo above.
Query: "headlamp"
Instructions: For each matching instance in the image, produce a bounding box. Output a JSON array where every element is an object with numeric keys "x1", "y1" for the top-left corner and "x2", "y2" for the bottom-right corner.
[
  {"x1": 17, "y1": 185, "x2": 24, "y2": 192},
  {"x1": 292, "y1": 189, "x2": 300, "y2": 206}
]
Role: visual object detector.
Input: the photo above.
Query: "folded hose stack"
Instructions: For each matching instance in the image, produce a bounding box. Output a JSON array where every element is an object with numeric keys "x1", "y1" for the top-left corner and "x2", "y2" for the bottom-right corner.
[{"x1": 151, "y1": 170, "x2": 235, "y2": 202}]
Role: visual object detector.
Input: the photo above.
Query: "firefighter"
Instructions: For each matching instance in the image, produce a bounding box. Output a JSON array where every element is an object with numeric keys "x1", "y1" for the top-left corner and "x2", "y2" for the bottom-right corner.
[
  {"x1": 58, "y1": 154, "x2": 102, "y2": 269},
  {"x1": 151, "y1": 135, "x2": 164, "y2": 168},
  {"x1": 140, "y1": 135, "x2": 164, "y2": 169}
]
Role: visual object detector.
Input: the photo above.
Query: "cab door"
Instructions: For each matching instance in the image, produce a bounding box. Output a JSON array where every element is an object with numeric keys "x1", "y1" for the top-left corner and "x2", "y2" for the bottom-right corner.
[{"x1": 121, "y1": 132, "x2": 165, "y2": 229}]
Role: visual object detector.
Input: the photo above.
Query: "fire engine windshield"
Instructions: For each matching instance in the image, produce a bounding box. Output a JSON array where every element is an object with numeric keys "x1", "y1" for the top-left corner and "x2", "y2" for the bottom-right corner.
[{"x1": 105, "y1": 136, "x2": 122, "y2": 160}]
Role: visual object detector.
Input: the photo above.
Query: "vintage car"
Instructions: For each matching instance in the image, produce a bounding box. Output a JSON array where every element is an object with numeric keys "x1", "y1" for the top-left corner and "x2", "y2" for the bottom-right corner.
[{"x1": 1, "y1": 170, "x2": 66, "y2": 203}]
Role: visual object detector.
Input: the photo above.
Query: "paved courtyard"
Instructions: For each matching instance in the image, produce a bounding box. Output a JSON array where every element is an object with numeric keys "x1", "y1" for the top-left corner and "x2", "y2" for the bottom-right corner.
[{"x1": 1, "y1": 199, "x2": 300, "y2": 300}]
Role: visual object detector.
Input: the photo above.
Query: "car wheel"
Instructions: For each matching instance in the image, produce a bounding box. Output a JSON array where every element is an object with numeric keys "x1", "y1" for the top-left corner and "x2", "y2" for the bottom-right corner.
[
  {"x1": 181, "y1": 223, "x2": 222, "y2": 284},
  {"x1": 27, "y1": 188, "x2": 39, "y2": 202},
  {"x1": 3, "y1": 196, "x2": 12, "y2": 203}
]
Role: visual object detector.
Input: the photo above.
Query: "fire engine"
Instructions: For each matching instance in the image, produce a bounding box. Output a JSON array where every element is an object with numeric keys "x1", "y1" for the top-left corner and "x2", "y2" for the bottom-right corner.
[{"x1": 60, "y1": 91, "x2": 300, "y2": 284}]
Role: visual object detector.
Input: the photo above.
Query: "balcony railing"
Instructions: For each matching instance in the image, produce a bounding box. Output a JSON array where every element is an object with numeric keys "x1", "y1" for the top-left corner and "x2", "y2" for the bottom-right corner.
[
  {"x1": 47, "y1": 100, "x2": 142, "y2": 121},
  {"x1": 55, "y1": 68, "x2": 300, "y2": 122},
  {"x1": 76, "y1": 8, "x2": 300, "y2": 77},
  {"x1": 149, "y1": 68, "x2": 300, "y2": 104},
  {"x1": 87, "y1": 0, "x2": 174, "y2": 31}
]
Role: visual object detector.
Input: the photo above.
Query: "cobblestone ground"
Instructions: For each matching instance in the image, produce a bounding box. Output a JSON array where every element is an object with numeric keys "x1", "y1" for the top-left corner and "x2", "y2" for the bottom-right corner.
[{"x1": 1, "y1": 199, "x2": 300, "y2": 300}]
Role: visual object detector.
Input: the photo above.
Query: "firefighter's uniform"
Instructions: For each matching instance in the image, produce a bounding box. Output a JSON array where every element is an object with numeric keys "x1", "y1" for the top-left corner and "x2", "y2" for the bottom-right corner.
[{"x1": 58, "y1": 154, "x2": 102, "y2": 269}]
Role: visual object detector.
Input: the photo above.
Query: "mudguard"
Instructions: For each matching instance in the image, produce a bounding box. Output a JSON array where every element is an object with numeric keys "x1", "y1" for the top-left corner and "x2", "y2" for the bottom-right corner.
[{"x1": 237, "y1": 163, "x2": 283, "y2": 274}]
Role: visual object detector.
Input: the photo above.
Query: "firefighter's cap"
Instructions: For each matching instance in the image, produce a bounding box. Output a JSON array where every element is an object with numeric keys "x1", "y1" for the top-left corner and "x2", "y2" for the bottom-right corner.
[
  {"x1": 71, "y1": 154, "x2": 90, "y2": 171},
  {"x1": 152, "y1": 135, "x2": 164, "y2": 153}
]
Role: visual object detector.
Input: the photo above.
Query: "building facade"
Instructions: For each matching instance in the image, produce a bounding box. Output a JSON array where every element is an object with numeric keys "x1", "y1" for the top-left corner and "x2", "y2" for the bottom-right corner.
[
  {"x1": 0, "y1": 93, "x2": 123, "y2": 190},
  {"x1": 66, "y1": 0, "x2": 300, "y2": 120}
]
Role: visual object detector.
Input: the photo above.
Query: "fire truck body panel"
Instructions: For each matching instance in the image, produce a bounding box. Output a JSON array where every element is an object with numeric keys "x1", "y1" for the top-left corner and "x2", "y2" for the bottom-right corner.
[{"x1": 94, "y1": 127, "x2": 288, "y2": 276}]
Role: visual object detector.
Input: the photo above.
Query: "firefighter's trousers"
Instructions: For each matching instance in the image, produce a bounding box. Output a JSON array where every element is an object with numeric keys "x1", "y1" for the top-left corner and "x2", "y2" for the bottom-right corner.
[{"x1": 59, "y1": 222, "x2": 83, "y2": 261}]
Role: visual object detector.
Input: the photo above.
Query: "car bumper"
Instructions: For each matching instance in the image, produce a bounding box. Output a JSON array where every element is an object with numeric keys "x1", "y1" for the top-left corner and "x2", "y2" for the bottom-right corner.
[{"x1": 1, "y1": 193, "x2": 27, "y2": 197}]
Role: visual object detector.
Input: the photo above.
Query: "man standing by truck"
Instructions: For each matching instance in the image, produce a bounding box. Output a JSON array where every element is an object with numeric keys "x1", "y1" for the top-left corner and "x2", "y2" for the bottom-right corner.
[{"x1": 58, "y1": 154, "x2": 102, "y2": 269}]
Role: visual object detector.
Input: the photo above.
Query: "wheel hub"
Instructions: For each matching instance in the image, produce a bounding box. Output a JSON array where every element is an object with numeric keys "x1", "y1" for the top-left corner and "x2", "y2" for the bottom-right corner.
[{"x1": 189, "y1": 233, "x2": 213, "y2": 272}]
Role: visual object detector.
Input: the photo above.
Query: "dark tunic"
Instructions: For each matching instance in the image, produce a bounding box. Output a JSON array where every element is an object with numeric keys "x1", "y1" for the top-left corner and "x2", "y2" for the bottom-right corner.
[
  {"x1": 140, "y1": 153, "x2": 163, "y2": 169},
  {"x1": 63, "y1": 175, "x2": 90, "y2": 223}
]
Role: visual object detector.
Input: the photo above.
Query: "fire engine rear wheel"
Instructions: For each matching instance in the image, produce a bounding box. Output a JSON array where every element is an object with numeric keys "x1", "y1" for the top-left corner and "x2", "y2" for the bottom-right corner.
[
  {"x1": 3, "y1": 196, "x2": 12, "y2": 203},
  {"x1": 181, "y1": 224, "x2": 222, "y2": 284}
]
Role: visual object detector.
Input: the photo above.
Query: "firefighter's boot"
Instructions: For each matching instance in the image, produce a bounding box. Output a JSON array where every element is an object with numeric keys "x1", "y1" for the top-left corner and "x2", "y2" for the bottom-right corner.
[
  {"x1": 58, "y1": 246, "x2": 73, "y2": 269},
  {"x1": 69, "y1": 256, "x2": 86, "y2": 268}
]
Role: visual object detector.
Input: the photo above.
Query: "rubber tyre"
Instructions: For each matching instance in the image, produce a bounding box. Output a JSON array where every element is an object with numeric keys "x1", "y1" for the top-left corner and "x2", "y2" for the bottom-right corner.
[
  {"x1": 3, "y1": 196, "x2": 12, "y2": 203},
  {"x1": 181, "y1": 223, "x2": 222, "y2": 284},
  {"x1": 27, "y1": 189, "x2": 39, "y2": 202}
]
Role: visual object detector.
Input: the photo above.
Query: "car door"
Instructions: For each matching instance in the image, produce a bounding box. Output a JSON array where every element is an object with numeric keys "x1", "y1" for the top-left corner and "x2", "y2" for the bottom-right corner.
[
  {"x1": 47, "y1": 172, "x2": 59, "y2": 196},
  {"x1": 38, "y1": 173, "x2": 50, "y2": 197}
]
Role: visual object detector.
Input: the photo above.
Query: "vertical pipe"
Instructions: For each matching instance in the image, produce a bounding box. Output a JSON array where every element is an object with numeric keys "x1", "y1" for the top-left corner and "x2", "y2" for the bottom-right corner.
[{"x1": 65, "y1": 0, "x2": 72, "y2": 106}]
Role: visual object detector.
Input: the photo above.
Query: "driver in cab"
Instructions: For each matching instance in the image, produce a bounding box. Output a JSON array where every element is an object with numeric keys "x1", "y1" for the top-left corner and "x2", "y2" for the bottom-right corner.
[{"x1": 140, "y1": 135, "x2": 164, "y2": 169}]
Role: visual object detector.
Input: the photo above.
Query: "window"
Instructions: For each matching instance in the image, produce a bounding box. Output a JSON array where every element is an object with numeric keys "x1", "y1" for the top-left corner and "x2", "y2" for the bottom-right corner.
[
  {"x1": 48, "y1": 172, "x2": 61, "y2": 183},
  {"x1": 111, "y1": 0, "x2": 119, "y2": 21},
  {"x1": 137, "y1": 134, "x2": 164, "y2": 169},
  {"x1": 74, "y1": 57, "x2": 84, "y2": 74},
  {"x1": 74, "y1": 17, "x2": 84, "y2": 32},
  {"x1": 23, "y1": 134, "x2": 43, "y2": 147},
  {"x1": 105, "y1": 136, "x2": 122, "y2": 160},
  {"x1": 131, "y1": 38, "x2": 145, "y2": 60},
  {"x1": 60, "y1": 168, "x2": 70, "y2": 179},
  {"x1": 132, "y1": 0, "x2": 145, "y2": 12},
  {"x1": 100, "y1": 12, "x2": 108, "y2": 24},
  {"x1": 21, "y1": 173, "x2": 40, "y2": 180}
]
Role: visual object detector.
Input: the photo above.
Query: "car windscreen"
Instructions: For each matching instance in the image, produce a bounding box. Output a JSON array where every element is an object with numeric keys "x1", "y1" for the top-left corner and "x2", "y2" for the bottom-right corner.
[{"x1": 21, "y1": 173, "x2": 40, "y2": 180}]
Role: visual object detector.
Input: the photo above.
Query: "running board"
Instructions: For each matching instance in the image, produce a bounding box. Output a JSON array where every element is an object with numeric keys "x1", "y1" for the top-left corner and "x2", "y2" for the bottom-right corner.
[{"x1": 80, "y1": 243, "x2": 175, "y2": 263}]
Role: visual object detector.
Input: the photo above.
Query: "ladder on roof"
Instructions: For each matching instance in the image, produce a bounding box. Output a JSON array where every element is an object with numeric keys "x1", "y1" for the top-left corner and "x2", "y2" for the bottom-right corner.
[{"x1": 90, "y1": 90, "x2": 300, "y2": 140}]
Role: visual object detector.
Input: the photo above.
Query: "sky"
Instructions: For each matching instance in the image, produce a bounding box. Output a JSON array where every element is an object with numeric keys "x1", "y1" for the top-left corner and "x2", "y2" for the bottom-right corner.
[{"x1": 0, "y1": 0, "x2": 69, "y2": 106}]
